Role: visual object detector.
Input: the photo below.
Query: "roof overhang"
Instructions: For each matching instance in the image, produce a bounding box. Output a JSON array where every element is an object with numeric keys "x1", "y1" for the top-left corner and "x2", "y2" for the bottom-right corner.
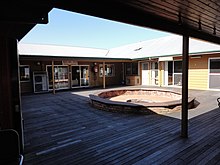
[
  {"x1": 19, "y1": 54, "x2": 131, "y2": 62},
  {"x1": 53, "y1": 0, "x2": 220, "y2": 45},
  {"x1": 0, "y1": 2, "x2": 52, "y2": 40}
]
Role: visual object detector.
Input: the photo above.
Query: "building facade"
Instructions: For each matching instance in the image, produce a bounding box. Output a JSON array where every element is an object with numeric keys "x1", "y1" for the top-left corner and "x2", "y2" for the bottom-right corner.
[
  {"x1": 19, "y1": 35, "x2": 220, "y2": 94},
  {"x1": 19, "y1": 57, "x2": 132, "y2": 93},
  {"x1": 138, "y1": 52, "x2": 220, "y2": 90}
]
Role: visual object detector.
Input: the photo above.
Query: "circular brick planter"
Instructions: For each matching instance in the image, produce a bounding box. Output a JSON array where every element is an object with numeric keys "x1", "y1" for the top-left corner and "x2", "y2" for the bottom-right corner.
[{"x1": 89, "y1": 89, "x2": 195, "y2": 115}]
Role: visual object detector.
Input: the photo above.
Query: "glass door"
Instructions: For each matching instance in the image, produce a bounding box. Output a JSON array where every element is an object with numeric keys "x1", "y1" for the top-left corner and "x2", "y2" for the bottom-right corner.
[
  {"x1": 173, "y1": 61, "x2": 182, "y2": 86},
  {"x1": 151, "y1": 62, "x2": 159, "y2": 85},
  {"x1": 141, "y1": 63, "x2": 149, "y2": 85},
  {"x1": 71, "y1": 65, "x2": 89, "y2": 87},
  {"x1": 72, "y1": 66, "x2": 80, "y2": 87},
  {"x1": 80, "y1": 66, "x2": 89, "y2": 86},
  {"x1": 168, "y1": 61, "x2": 173, "y2": 85},
  {"x1": 47, "y1": 65, "x2": 69, "y2": 90}
]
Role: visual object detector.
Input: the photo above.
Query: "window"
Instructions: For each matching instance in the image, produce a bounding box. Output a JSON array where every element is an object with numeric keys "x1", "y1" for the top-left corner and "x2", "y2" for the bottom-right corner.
[
  {"x1": 126, "y1": 63, "x2": 132, "y2": 75},
  {"x1": 20, "y1": 65, "x2": 30, "y2": 82},
  {"x1": 99, "y1": 64, "x2": 115, "y2": 77},
  {"x1": 174, "y1": 61, "x2": 182, "y2": 73},
  {"x1": 126, "y1": 62, "x2": 138, "y2": 75},
  {"x1": 173, "y1": 61, "x2": 182, "y2": 86},
  {"x1": 210, "y1": 59, "x2": 220, "y2": 73},
  {"x1": 209, "y1": 58, "x2": 220, "y2": 89}
]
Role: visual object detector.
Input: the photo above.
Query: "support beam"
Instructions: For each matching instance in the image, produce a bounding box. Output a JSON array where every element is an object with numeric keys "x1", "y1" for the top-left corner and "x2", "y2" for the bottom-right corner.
[
  {"x1": 103, "y1": 61, "x2": 106, "y2": 89},
  {"x1": 0, "y1": 37, "x2": 13, "y2": 129},
  {"x1": 181, "y1": 35, "x2": 189, "y2": 138},
  {"x1": 0, "y1": 37, "x2": 24, "y2": 152},
  {"x1": 52, "y1": 61, "x2": 55, "y2": 94}
]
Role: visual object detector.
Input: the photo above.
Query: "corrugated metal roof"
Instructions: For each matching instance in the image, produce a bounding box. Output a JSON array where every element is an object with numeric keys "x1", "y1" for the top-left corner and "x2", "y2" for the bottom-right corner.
[
  {"x1": 18, "y1": 43, "x2": 109, "y2": 58},
  {"x1": 19, "y1": 35, "x2": 220, "y2": 60},
  {"x1": 107, "y1": 35, "x2": 220, "y2": 59}
]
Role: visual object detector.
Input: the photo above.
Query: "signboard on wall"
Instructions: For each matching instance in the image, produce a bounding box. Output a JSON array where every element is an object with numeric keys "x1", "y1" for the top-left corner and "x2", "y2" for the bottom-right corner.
[
  {"x1": 62, "y1": 60, "x2": 78, "y2": 65},
  {"x1": 158, "y1": 57, "x2": 173, "y2": 61}
]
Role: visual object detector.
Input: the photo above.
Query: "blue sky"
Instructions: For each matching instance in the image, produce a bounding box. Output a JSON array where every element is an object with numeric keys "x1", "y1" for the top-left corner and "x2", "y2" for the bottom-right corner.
[{"x1": 20, "y1": 8, "x2": 172, "y2": 49}]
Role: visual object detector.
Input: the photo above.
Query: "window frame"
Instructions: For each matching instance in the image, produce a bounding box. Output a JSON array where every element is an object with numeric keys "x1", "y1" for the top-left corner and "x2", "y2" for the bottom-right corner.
[
  {"x1": 46, "y1": 65, "x2": 69, "y2": 89},
  {"x1": 173, "y1": 60, "x2": 182, "y2": 73},
  {"x1": 125, "y1": 62, "x2": 138, "y2": 75},
  {"x1": 209, "y1": 58, "x2": 220, "y2": 74},
  {"x1": 208, "y1": 57, "x2": 220, "y2": 89},
  {"x1": 19, "y1": 65, "x2": 31, "y2": 82},
  {"x1": 99, "y1": 64, "x2": 115, "y2": 77},
  {"x1": 173, "y1": 60, "x2": 182, "y2": 86}
]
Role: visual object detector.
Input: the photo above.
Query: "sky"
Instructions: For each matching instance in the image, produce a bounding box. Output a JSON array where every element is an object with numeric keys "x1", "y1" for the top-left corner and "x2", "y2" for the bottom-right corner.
[{"x1": 20, "y1": 8, "x2": 172, "y2": 49}]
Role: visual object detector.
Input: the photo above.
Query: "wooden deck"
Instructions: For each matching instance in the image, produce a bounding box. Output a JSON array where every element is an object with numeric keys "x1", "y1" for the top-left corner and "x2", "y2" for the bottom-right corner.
[{"x1": 22, "y1": 90, "x2": 220, "y2": 165}]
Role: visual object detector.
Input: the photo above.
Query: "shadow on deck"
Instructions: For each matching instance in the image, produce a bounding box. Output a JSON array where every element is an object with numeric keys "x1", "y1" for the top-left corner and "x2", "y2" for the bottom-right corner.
[{"x1": 22, "y1": 90, "x2": 220, "y2": 165}]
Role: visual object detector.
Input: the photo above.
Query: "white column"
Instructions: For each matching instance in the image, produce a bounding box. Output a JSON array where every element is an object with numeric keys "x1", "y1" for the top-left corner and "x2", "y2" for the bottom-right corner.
[{"x1": 103, "y1": 61, "x2": 105, "y2": 89}]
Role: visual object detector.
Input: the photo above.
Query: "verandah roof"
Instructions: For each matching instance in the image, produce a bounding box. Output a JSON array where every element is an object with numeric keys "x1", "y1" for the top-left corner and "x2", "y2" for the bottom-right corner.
[
  {"x1": 107, "y1": 35, "x2": 220, "y2": 59},
  {"x1": 18, "y1": 43, "x2": 109, "y2": 59},
  {"x1": 18, "y1": 35, "x2": 220, "y2": 60}
]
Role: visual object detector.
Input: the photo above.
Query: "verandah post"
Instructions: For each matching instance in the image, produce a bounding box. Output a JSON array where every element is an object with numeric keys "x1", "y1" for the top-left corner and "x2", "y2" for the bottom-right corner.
[
  {"x1": 181, "y1": 35, "x2": 189, "y2": 138},
  {"x1": 103, "y1": 61, "x2": 106, "y2": 89},
  {"x1": 52, "y1": 60, "x2": 55, "y2": 94}
]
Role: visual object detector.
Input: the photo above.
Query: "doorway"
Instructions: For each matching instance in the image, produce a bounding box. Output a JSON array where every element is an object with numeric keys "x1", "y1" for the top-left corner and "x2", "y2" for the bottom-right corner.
[
  {"x1": 142, "y1": 63, "x2": 149, "y2": 85},
  {"x1": 71, "y1": 65, "x2": 89, "y2": 87},
  {"x1": 166, "y1": 61, "x2": 182, "y2": 86},
  {"x1": 47, "y1": 65, "x2": 69, "y2": 90},
  {"x1": 151, "y1": 62, "x2": 159, "y2": 85}
]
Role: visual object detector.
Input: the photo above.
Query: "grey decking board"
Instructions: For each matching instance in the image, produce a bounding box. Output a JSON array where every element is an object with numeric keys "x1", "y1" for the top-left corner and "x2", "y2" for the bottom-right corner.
[{"x1": 22, "y1": 89, "x2": 220, "y2": 165}]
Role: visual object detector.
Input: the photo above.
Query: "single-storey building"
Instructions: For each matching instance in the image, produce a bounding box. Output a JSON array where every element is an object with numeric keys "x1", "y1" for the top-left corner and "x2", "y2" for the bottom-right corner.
[
  {"x1": 19, "y1": 35, "x2": 220, "y2": 94},
  {"x1": 19, "y1": 43, "x2": 134, "y2": 93}
]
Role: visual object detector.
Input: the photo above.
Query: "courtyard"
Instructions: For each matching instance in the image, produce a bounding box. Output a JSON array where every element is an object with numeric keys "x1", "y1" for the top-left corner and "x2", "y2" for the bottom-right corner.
[{"x1": 22, "y1": 86, "x2": 220, "y2": 164}]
